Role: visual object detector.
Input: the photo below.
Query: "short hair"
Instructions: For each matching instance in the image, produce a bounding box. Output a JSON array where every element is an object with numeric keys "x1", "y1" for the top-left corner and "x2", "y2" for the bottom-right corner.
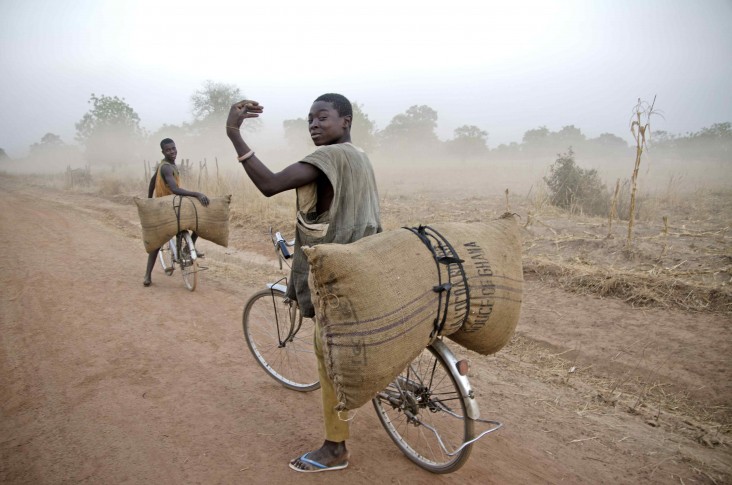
[
  {"x1": 315, "y1": 93, "x2": 352, "y2": 119},
  {"x1": 160, "y1": 138, "x2": 175, "y2": 149}
]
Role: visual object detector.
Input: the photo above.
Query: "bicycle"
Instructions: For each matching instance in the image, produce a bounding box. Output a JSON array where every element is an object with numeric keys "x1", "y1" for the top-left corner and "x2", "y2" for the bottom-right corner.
[
  {"x1": 242, "y1": 229, "x2": 502, "y2": 473},
  {"x1": 242, "y1": 229, "x2": 319, "y2": 391},
  {"x1": 158, "y1": 230, "x2": 202, "y2": 291}
]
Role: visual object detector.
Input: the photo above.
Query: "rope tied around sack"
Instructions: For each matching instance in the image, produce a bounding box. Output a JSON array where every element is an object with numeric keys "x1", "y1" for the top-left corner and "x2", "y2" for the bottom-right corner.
[
  {"x1": 171, "y1": 195, "x2": 200, "y2": 234},
  {"x1": 404, "y1": 225, "x2": 471, "y2": 339}
]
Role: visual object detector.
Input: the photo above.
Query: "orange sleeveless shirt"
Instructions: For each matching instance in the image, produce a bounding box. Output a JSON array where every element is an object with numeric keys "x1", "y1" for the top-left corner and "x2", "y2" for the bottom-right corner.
[{"x1": 154, "y1": 160, "x2": 181, "y2": 197}]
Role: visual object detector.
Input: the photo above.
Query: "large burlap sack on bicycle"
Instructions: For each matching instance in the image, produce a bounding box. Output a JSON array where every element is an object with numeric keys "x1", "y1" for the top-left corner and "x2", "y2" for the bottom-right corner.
[
  {"x1": 134, "y1": 195, "x2": 231, "y2": 253},
  {"x1": 303, "y1": 214, "x2": 523, "y2": 411}
]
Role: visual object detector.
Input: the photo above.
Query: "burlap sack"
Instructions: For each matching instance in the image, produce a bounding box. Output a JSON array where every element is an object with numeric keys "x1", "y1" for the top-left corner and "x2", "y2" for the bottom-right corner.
[
  {"x1": 303, "y1": 215, "x2": 523, "y2": 411},
  {"x1": 134, "y1": 195, "x2": 231, "y2": 253}
]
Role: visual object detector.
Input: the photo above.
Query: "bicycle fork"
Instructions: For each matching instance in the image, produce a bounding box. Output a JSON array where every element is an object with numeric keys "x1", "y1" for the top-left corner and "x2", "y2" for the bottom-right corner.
[
  {"x1": 174, "y1": 232, "x2": 198, "y2": 262},
  {"x1": 267, "y1": 283, "x2": 300, "y2": 348},
  {"x1": 185, "y1": 232, "x2": 198, "y2": 260}
]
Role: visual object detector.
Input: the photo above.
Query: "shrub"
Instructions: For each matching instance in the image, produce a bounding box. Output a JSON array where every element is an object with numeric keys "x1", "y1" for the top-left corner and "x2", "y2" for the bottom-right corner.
[{"x1": 544, "y1": 148, "x2": 609, "y2": 216}]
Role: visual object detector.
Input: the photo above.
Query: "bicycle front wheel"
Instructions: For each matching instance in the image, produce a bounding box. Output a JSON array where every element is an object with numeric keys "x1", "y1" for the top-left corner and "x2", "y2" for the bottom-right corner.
[
  {"x1": 179, "y1": 236, "x2": 198, "y2": 291},
  {"x1": 372, "y1": 344, "x2": 474, "y2": 473},
  {"x1": 243, "y1": 289, "x2": 319, "y2": 392}
]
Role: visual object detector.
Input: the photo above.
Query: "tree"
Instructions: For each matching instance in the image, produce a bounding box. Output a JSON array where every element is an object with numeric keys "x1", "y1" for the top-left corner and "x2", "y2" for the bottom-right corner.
[
  {"x1": 0, "y1": 148, "x2": 8, "y2": 162},
  {"x1": 377, "y1": 105, "x2": 440, "y2": 160},
  {"x1": 30, "y1": 133, "x2": 63, "y2": 153},
  {"x1": 189, "y1": 80, "x2": 261, "y2": 135},
  {"x1": 149, "y1": 123, "x2": 191, "y2": 142},
  {"x1": 76, "y1": 94, "x2": 141, "y2": 143},
  {"x1": 351, "y1": 102, "x2": 377, "y2": 152},
  {"x1": 493, "y1": 142, "x2": 520, "y2": 155},
  {"x1": 647, "y1": 122, "x2": 730, "y2": 160},
  {"x1": 521, "y1": 126, "x2": 551, "y2": 156},
  {"x1": 191, "y1": 80, "x2": 242, "y2": 123},
  {"x1": 696, "y1": 122, "x2": 731, "y2": 140},
  {"x1": 555, "y1": 125, "x2": 586, "y2": 146},
  {"x1": 588, "y1": 133, "x2": 629, "y2": 158},
  {"x1": 592, "y1": 133, "x2": 627, "y2": 147},
  {"x1": 186, "y1": 81, "x2": 259, "y2": 160},
  {"x1": 522, "y1": 126, "x2": 550, "y2": 145},
  {"x1": 688, "y1": 122, "x2": 731, "y2": 159},
  {"x1": 28, "y1": 133, "x2": 81, "y2": 166},
  {"x1": 75, "y1": 93, "x2": 143, "y2": 166},
  {"x1": 282, "y1": 117, "x2": 311, "y2": 154},
  {"x1": 447, "y1": 125, "x2": 488, "y2": 160}
]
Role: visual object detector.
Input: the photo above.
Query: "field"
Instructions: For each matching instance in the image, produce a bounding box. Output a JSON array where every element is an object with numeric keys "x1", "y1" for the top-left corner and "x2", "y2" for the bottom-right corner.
[{"x1": 0, "y1": 156, "x2": 730, "y2": 484}]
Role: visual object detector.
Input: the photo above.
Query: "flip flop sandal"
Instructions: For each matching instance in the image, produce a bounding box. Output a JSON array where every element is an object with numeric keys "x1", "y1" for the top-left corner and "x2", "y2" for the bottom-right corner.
[{"x1": 289, "y1": 452, "x2": 348, "y2": 473}]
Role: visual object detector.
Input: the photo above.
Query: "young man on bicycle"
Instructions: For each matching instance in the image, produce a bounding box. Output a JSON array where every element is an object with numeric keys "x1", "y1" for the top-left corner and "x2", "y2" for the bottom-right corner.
[
  {"x1": 226, "y1": 94, "x2": 381, "y2": 472},
  {"x1": 143, "y1": 138, "x2": 210, "y2": 287}
]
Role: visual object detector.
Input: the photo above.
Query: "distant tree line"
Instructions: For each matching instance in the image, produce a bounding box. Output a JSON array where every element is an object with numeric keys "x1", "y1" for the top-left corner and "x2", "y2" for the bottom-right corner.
[
  {"x1": 6, "y1": 81, "x2": 729, "y2": 169},
  {"x1": 649, "y1": 123, "x2": 731, "y2": 161}
]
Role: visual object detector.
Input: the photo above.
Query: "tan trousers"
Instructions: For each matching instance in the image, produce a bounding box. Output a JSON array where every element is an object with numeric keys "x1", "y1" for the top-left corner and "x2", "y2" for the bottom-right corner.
[{"x1": 314, "y1": 320, "x2": 350, "y2": 442}]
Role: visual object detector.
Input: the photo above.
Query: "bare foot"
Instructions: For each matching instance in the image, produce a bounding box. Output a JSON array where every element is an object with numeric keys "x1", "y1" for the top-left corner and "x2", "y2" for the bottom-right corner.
[{"x1": 143, "y1": 275, "x2": 151, "y2": 287}]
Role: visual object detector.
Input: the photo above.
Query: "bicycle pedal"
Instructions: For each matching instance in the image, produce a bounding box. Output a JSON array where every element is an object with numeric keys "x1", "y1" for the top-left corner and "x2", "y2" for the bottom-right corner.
[{"x1": 165, "y1": 268, "x2": 174, "y2": 276}]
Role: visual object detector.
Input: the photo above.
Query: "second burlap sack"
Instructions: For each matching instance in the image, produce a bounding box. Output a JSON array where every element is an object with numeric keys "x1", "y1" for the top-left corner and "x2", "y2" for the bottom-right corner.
[
  {"x1": 134, "y1": 194, "x2": 231, "y2": 253},
  {"x1": 303, "y1": 214, "x2": 523, "y2": 411}
]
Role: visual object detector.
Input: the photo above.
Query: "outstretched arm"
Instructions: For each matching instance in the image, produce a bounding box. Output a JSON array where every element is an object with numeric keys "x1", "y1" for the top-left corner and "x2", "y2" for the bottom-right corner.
[
  {"x1": 160, "y1": 164, "x2": 209, "y2": 206},
  {"x1": 226, "y1": 100, "x2": 320, "y2": 196}
]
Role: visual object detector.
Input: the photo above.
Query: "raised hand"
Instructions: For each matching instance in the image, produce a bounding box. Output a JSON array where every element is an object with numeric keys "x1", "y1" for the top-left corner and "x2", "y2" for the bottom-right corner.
[{"x1": 227, "y1": 100, "x2": 264, "y2": 130}]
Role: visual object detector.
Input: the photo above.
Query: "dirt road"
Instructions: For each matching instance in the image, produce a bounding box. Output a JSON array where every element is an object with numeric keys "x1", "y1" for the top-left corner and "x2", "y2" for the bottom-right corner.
[{"x1": 1, "y1": 177, "x2": 729, "y2": 484}]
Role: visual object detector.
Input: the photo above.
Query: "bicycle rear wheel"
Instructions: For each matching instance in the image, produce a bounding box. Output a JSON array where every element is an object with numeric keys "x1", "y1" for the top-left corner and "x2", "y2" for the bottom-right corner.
[
  {"x1": 243, "y1": 289, "x2": 319, "y2": 392},
  {"x1": 159, "y1": 240, "x2": 175, "y2": 276},
  {"x1": 372, "y1": 344, "x2": 474, "y2": 473},
  {"x1": 179, "y1": 236, "x2": 198, "y2": 291}
]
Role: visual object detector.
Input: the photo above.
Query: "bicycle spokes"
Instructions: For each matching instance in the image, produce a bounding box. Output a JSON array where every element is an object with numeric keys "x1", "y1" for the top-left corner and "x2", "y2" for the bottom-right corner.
[{"x1": 243, "y1": 288, "x2": 320, "y2": 392}]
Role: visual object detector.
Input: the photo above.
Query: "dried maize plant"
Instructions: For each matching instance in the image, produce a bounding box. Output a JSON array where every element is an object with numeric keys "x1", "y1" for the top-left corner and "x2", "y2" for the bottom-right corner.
[
  {"x1": 608, "y1": 178, "x2": 620, "y2": 237},
  {"x1": 627, "y1": 96, "x2": 658, "y2": 245}
]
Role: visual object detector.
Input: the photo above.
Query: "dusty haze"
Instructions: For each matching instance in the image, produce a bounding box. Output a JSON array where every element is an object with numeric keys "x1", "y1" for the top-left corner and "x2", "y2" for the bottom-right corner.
[
  {"x1": 3, "y1": 125, "x2": 729, "y2": 203},
  {"x1": 1, "y1": 0, "x2": 731, "y2": 159}
]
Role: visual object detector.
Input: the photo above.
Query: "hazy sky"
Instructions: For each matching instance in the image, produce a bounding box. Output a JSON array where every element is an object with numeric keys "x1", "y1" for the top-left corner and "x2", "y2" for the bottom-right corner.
[{"x1": 1, "y1": 0, "x2": 731, "y2": 157}]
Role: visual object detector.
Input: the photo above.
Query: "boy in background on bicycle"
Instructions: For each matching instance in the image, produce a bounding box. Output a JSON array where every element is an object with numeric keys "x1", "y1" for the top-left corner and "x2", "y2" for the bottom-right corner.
[
  {"x1": 226, "y1": 94, "x2": 381, "y2": 473},
  {"x1": 143, "y1": 138, "x2": 210, "y2": 287}
]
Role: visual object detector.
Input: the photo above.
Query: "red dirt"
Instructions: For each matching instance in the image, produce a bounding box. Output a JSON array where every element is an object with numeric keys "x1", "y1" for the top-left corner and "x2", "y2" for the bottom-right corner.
[{"x1": 1, "y1": 175, "x2": 729, "y2": 484}]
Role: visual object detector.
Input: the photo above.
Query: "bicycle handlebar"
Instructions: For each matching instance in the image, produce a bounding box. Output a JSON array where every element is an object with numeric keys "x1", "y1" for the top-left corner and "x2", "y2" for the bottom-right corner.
[{"x1": 274, "y1": 231, "x2": 292, "y2": 259}]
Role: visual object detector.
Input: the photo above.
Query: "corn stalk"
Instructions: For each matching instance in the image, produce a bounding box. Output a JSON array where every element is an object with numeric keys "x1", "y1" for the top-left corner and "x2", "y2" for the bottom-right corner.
[
  {"x1": 627, "y1": 96, "x2": 657, "y2": 245},
  {"x1": 608, "y1": 178, "x2": 620, "y2": 237}
]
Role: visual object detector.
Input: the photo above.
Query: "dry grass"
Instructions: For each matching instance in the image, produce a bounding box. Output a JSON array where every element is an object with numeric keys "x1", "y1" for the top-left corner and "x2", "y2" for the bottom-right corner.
[
  {"x1": 22, "y1": 159, "x2": 732, "y2": 316},
  {"x1": 524, "y1": 256, "x2": 731, "y2": 313},
  {"x1": 519, "y1": 185, "x2": 731, "y2": 314},
  {"x1": 494, "y1": 334, "x2": 730, "y2": 435}
]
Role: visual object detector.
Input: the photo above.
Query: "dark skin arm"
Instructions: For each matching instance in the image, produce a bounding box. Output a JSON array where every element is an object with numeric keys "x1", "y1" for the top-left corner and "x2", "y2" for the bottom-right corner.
[
  {"x1": 147, "y1": 173, "x2": 157, "y2": 198},
  {"x1": 226, "y1": 100, "x2": 333, "y2": 212},
  {"x1": 157, "y1": 164, "x2": 210, "y2": 206}
]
